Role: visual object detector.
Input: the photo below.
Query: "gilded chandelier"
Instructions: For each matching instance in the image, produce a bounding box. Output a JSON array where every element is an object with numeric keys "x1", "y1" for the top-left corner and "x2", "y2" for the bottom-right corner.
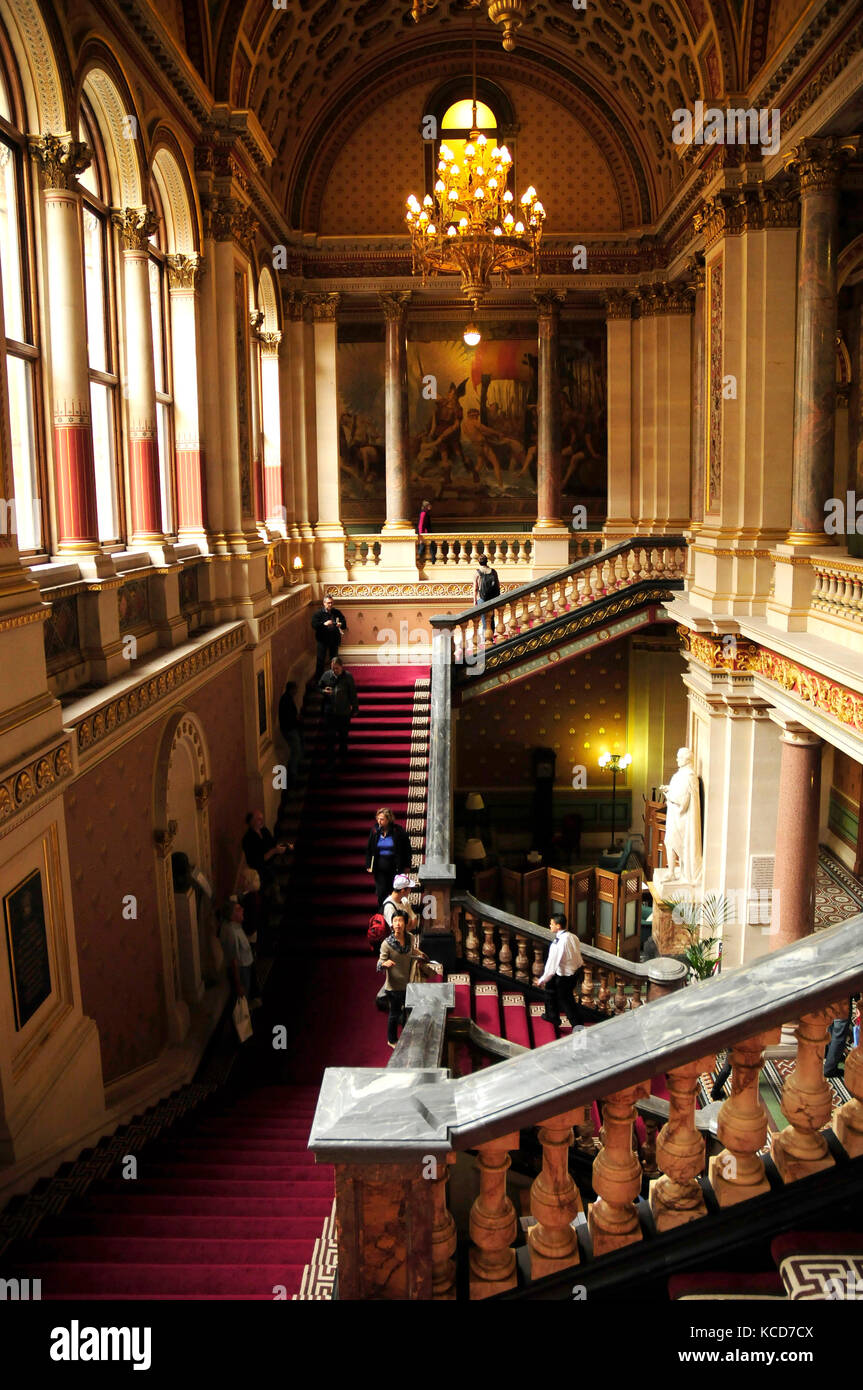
[
  {"x1": 405, "y1": 130, "x2": 545, "y2": 310},
  {"x1": 410, "y1": 0, "x2": 528, "y2": 51}
]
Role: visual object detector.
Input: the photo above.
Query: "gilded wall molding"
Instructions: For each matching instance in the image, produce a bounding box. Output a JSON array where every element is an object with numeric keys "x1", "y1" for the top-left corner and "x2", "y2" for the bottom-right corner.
[
  {"x1": 0, "y1": 740, "x2": 73, "y2": 833},
  {"x1": 113, "y1": 207, "x2": 159, "y2": 252},
  {"x1": 166, "y1": 253, "x2": 203, "y2": 290},
  {"x1": 29, "y1": 135, "x2": 91, "y2": 191}
]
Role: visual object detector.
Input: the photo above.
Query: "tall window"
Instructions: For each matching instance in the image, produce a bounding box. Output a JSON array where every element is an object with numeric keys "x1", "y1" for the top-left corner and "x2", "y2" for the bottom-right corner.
[
  {"x1": 0, "y1": 47, "x2": 44, "y2": 553},
  {"x1": 79, "y1": 99, "x2": 120, "y2": 542},
  {"x1": 148, "y1": 181, "x2": 174, "y2": 536}
]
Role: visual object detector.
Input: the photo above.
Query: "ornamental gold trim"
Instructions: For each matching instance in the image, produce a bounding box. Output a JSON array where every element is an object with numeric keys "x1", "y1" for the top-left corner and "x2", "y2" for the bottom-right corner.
[{"x1": 0, "y1": 740, "x2": 74, "y2": 832}]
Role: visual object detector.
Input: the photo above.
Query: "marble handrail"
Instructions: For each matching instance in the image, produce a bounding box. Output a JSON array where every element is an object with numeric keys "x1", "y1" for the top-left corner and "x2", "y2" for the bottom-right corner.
[{"x1": 309, "y1": 912, "x2": 863, "y2": 1161}]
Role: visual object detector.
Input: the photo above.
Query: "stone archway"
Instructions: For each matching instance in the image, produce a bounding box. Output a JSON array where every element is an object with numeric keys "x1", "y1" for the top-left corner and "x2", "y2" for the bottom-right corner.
[{"x1": 153, "y1": 711, "x2": 214, "y2": 1040}]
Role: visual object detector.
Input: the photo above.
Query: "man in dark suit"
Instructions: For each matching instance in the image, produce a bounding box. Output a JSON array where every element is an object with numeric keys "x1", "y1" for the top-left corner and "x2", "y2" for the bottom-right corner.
[
  {"x1": 318, "y1": 657, "x2": 359, "y2": 771},
  {"x1": 311, "y1": 595, "x2": 348, "y2": 679}
]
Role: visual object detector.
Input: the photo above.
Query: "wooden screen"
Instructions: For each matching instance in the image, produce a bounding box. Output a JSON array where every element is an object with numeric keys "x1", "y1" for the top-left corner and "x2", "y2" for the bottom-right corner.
[
  {"x1": 523, "y1": 868, "x2": 546, "y2": 925},
  {"x1": 571, "y1": 867, "x2": 594, "y2": 944},
  {"x1": 472, "y1": 866, "x2": 499, "y2": 905},
  {"x1": 617, "y1": 869, "x2": 643, "y2": 962},
  {"x1": 547, "y1": 868, "x2": 571, "y2": 926},
  {"x1": 594, "y1": 867, "x2": 620, "y2": 954},
  {"x1": 500, "y1": 867, "x2": 523, "y2": 918}
]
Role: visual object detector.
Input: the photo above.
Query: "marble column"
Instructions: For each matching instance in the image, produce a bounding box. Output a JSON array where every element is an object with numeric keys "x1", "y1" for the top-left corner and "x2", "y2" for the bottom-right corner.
[
  {"x1": 603, "y1": 291, "x2": 634, "y2": 539},
  {"x1": 249, "y1": 309, "x2": 265, "y2": 522},
  {"x1": 787, "y1": 137, "x2": 857, "y2": 542},
  {"x1": 534, "y1": 290, "x2": 565, "y2": 529},
  {"x1": 285, "y1": 292, "x2": 312, "y2": 541},
  {"x1": 379, "y1": 292, "x2": 412, "y2": 534},
  {"x1": 311, "y1": 293, "x2": 346, "y2": 580},
  {"x1": 30, "y1": 136, "x2": 100, "y2": 554},
  {"x1": 113, "y1": 207, "x2": 163, "y2": 544},
  {"x1": 690, "y1": 262, "x2": 706, "y2": 528},
  {"x1": 260, "y1": 331, "x2": 284, "y2": 527},
  {"x1": 771, "y1": 721, "x2": 822, "y2": 949},
  {"x1": 166, "y1": 254, "x2": 206, "y2": 540}
]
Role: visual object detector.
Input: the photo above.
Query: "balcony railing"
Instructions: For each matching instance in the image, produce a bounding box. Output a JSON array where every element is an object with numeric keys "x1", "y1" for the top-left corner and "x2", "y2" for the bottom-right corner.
[{"x1": 310, "y1": 912, "x2": 863, "y2": 1300}]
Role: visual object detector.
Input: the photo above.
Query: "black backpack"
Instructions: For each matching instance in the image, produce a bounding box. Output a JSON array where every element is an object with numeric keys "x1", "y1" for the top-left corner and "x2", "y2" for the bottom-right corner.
[{"x1": 478, "y1": 567, "x2": 500, "y2": 601}]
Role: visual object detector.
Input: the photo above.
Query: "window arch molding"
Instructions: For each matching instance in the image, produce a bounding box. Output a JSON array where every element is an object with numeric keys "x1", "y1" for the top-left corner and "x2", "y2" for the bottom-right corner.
[
  {"x1": 0, "y1": 0, "x2": 68, "y2": 135},
  {"x1": 77, "y1": 55, "x2": 145, "y2": 208},
  {"x1": 421, "y1": 75, "x2": 518, "y2": 198},
  {"x1": 150, "y1": 138, "x2": 200, "y2": 255}
]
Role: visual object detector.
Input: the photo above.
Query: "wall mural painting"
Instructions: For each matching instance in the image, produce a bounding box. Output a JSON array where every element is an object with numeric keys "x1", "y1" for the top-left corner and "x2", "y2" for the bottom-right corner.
[{"x1": 338, "y1": 323, "x2": 608, "y2": 525}]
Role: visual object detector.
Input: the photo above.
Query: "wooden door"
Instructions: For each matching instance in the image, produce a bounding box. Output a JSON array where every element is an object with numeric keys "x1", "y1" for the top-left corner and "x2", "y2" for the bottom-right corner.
[{"x1": 547, "y1": 868, "x2": 571, "y2": 926}]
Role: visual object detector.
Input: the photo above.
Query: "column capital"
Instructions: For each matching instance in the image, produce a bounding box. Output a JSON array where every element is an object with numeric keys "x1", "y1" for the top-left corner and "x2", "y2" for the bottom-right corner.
[
  {"x1": 204, "y1": 195, "x2": 258, "y2": 249},
  {"x1": 310, "y1": 292, "x2": 341, "y2": 322},
  {"x1": 532, "y1": 289, "x2": 566, "y2": 319},
  {"x1": 694, "y1": 192, "x2": 746, "y2": 251},
  {"x1": 284, "y1": 290, "x2": 308, "y2": 322},
  {"x1": 260, "y1": 330, "x2": 282, "y2": 356},
  {"x1": 378, "y1": 290, "x2": 412, "y2": 323},
  {"x1": 769, "y1": 715, "x2": 822, "y2": 747},
  {"x1": 29, "y1": 133, "x2": 91, "y2": 190},
  {"x1": 602, "y1": 290, "x2": 633, "y2": 320},
  {"x1": 785, "y1": 136, "x2": 860, "y2": 194},
  {"x1": 166, "y1": 252, "x2": 203, "y2": 290},
  {"x1": 637, "y1": 282, "x2": 694, "y2": 316},
  {"x1": 113, "y1": 206, "x2": 159, "y2": 251}
]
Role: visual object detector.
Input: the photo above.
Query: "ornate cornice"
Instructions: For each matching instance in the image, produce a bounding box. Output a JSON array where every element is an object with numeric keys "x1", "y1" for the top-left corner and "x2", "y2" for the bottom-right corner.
[
  {"x1": 73, "y1": 626, "x2": 246, "y2": 759},
  {"x1": 166, "y1": 253, "x2": 202, "y2": 290},
  {"x1": 677, "y1": 627, "x2": 760, "y2": 672},
  {"x1": 636, "y1": 282, "x2": 694, "y2": 316},
  {"x1": 0, "y1": 740, "x2": 73, "y2": 835},
  {"x1": 785, "y1": 135, "x2": 860, "y2": 194},
  {"x1": 113, "y1": 207, "x2": 159, "y2": 252},
  {"x1": 29, "y1": 134, "x2": 91, "y2": 191},
  {"x1": 533, "y1": 289, "x2": 567, "y2": 319},
  {"x1": 377, "y1": 291, "x2": 411, "y2": 323},
  {"x1": 309, "y1": 292, "x2": 341, "y2": 322}
]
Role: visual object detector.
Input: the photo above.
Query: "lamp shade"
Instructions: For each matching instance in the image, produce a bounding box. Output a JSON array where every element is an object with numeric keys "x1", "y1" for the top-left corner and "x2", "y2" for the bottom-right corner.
[
  {"x1": 463, "y1": 838, "x2": 487, "y2": 861},
  {"x1": 465, "y1": 793, "x2": 485, "y2": 811}
]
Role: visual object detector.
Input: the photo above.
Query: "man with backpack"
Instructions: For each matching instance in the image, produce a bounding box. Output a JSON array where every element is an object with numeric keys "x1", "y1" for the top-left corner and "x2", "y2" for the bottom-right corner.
[{"x1": 474, "y1": 554, "x2": 500, "y2": 636}]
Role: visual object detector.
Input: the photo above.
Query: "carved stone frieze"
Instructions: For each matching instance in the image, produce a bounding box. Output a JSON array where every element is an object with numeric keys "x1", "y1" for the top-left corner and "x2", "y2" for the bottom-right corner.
[{"x1": 0, "y1": 740, "x2": 74, "y2": 834}]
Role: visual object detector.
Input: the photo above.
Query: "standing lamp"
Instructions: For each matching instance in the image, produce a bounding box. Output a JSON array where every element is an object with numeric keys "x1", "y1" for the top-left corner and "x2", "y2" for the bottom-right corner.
[
  {"x1": 465, "y1": 791, "x2": 486, "y2": 840},
  {"x1": 598, "y1": 752, "x2": 632, "y2": 853},
  {"x1": 463, "y1": 837, "x2": 487, "y2": 864}
]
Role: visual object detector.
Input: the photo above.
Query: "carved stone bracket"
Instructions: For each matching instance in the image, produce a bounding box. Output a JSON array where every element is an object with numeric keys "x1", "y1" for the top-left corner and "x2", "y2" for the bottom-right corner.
[
  {"x1": 249, "y1": 308, "x2": 265, "y2": 336},
  {"x1": 113, "y1": 207, "x2": 159, "y2": 252},
  {"x1": 194, "y1": 779, "x2": 213, "y2": 809},
  {"x1": 637, "y1": 282, "x2": 694, "y2": 316},
  {"x1": 154, "y1": 819, "x2": 179, "y2": 858},
  {"x1": 29, "y1": 134, "x2": 91, "y2": 190}
]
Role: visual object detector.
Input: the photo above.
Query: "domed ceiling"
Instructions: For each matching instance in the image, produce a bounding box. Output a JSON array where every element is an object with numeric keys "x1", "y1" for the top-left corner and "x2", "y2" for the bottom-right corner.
[{"x1": 203, "y1": 0, "x2": 811, "y2": 232}]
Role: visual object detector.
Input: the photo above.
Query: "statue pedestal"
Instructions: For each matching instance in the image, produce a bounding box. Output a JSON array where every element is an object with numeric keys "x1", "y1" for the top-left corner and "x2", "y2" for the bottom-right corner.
[{"x1": 648, "y1": 875, "x2": 702, "y2": 956}]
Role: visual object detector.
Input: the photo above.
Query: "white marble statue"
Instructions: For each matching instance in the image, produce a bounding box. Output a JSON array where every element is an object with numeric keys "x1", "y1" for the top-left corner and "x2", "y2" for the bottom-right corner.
[{"x1": 658, "y1": 747, "x2": 703, "y2": 884}]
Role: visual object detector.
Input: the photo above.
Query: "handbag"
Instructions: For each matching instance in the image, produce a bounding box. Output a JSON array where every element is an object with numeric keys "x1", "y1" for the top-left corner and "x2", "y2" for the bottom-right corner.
[{"x1": 232, "y1": 995, "x2": 253, "y2": 1043}]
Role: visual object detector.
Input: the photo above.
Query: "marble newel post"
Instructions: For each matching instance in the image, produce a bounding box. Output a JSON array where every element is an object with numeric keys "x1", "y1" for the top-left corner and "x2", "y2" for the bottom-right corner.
[
  {"x1": 377, "y1": 291, "x2": 418, "y2": 580},
  {"x1": 310, "y1": 293, "x2": 347, "y2": 581},
  {"x1": 770, "y1": 721, "x2": 822, "y2": 949},
  {"x1": 786, "y1": 137, "x2": 858, "y2": 543},
  {"x1": 532, "y1": 290, "x2": 569, "y2": 571},
  {"x1": 29, "y1": 135, "x2": 103, "y2": 561},
  {"x1": 114, "y1": 207, "x2": 164, "y2": 549}
]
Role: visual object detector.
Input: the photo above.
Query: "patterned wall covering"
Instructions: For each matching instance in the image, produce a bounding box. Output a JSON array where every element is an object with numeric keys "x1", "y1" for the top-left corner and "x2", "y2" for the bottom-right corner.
[
  {"x1": 457, "y1": 637, "x2": 629, "y2": 789},
  {"x1": 65, "y1": 659, "x2": 248, "y2": 1083},
  {"x1": 318, "y1": 79, "x2": 622, "y2": 236},
  {"x1": 706, "y1": 259, "x2": 723, "y2": 514}
]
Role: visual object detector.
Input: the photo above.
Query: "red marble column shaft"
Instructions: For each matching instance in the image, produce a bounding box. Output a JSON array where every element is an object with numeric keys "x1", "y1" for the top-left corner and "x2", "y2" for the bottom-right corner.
[
  {"x1": 772, "y1": 730, "x2": 822, "y2": 948},
  {"x1": 380, "y1": 292, "x2": 411, "y2": 530},
  {"x1": 535, "y1": 291, "x2": 564, "y2": 528}
]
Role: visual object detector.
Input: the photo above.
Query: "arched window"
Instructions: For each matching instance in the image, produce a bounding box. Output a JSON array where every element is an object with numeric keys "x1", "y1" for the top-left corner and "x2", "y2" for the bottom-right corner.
[
  {"x1": 79, "y1": 97, "x2": 121, "y2": 543},
  {"x1": 0, "y1": 37, "x2": 44, "y2": 553},
  {"x1": 148, "y1": 179, "x2": 175, "y2": 537},
  {"x1": 440, "y1": 96, "x2": 499, "y2": 171},
  {"x1": 423, "y1": 77, "x2": 516, "y2": 197}
]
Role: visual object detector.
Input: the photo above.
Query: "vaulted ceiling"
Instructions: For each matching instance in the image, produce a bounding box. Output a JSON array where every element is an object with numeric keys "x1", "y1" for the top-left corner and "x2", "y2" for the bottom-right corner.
[{"x1": 190, "y1": 0, "x2": 818, "y2": 230}]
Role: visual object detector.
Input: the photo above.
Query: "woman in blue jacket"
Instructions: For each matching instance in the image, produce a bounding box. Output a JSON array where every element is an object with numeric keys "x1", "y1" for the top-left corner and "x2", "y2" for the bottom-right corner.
[{"x1": 366, "y1": 807, "x2": 413, "y2": 906}]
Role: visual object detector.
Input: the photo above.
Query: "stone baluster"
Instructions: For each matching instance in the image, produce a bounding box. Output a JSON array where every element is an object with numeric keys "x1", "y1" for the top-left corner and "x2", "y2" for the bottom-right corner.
[
  {"x1": 708, "y1": 1028, "x2": 781, "y2": 1206},
  {"x1": 431, "y1": 1153, "x2": 457, "y2": 1299},
  {"x1": 562, "y1": 574, "x2": 575, "y2": 609},
  {"x1": 498, "y1": 925, "x2": 513, "y2": 977},
  {"x1": 581, "y1": 961, "x2": 594, "y2": 1009},
  {"x1": 464, "y1": 911, "x2": 480, "y2": 964},
  {"x1": 469, "y1": 1133, "x2": 520, "y2": 1298},
  {"x1": 833, "y1": 1002, "x2": 863, "y2": 1157},
  {"x1": 597, "y1": 968, "x2": 610, "y2": 1014},
  {"x1": 772, "y1": 1009, "x2": 835, "y2": 1181},
  {"x1": 589, "y1": 562, "x2": 603, "y2": 601},
  {"x1": 576, "y1": 569, "x2": 589, "y2": 605},
  {"x1": 528, "y1": 1108, "x2": 583, "y2": 1278},
  {"x1": 588, "y1": 1082, "x2": 648, "y2": 1256},
  {"x1": 514, "y1": 933, "x2": 530, "y2": 984},
  {"x1": 531, "y1": 943, "x2": 545, "y2": 986},
  {"x1": 612, "y1": 552, "x2": 627, "y2": 588},
  {"x1": 600, "y1": 559, "x2": 612, "y2": 593},
  {"x1": 482, "y1": 923, "x2": 497, "y2": 973},
  {"x1": 630, "y1": 982, "x2": 644, "y2": 1008},
  {"x1": 613, "y1": 976, "x2": 627, "y2": 1014},
  {"x1": 650, "y1": 1057, "x2": 710, "y2": 1231}
]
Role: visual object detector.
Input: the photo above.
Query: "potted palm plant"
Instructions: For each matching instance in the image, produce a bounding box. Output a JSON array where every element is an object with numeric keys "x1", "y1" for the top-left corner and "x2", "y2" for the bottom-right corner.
[{"x1": 657, "y1": 893, "x2": 732, "y2": 982}]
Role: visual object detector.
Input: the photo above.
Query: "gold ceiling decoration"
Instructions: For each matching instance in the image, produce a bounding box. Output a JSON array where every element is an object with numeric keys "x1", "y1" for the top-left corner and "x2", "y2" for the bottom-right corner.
[{"x1": 410, "y1": 0, "x2": 528, "y2": 52}]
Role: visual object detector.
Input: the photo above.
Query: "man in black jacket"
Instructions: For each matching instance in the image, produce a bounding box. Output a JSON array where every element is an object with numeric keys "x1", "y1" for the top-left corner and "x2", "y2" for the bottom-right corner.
[
  {"x1": 318, "y1": 657, "x2": 359, "y2": 771},
  {"x1": 311, "y1": 595, "x2": 348, "y2": 679}
]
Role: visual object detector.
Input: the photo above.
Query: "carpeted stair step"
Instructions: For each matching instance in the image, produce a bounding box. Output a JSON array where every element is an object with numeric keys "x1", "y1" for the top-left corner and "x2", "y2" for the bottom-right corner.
[
  {"x1": 472, "y1": 980, "x2": 502, "y2": 1035},
  {"x1": 44, "y1": 1214, "x2": 327, "y2": 1241},
  {"x1": 86, "y1": 1188, "x2": 333, "y2": 1215},
  {"x1": 528, "y1": 1002, "x2": 559, "y2": 1047},
  {"x1": 2, "y1": 1263, "x2": 308, "y2": 1297},
  {"x1": 14, "y1": 1235, "x2": 316, "y2": 1265},
  {"x1": 502, "y1": 992, "x2": 532, "y2": 1048}
]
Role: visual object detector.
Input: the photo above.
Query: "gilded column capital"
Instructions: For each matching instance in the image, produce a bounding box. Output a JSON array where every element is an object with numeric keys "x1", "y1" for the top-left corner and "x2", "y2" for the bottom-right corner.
[
  {"x1": 377, "y1": 290, "x2": 411, "y2": 323},
  {"x1": 602, "y1": 290, "x2": 633, "y2": 320},
  {"x1": 785, "y1": 135, "x2": 860, "y2": 193},
  {"x1": 532, "y1": 289, "x2": 566, "y2": 319},
  {"x1": 637, "y1": 284, "x2": 693, "y2": 316},
  {"x1": 693, "y1": 192, "x2": 746, "y2": 250},
  {"x1": 205, "y1": 196, "x2": 259, "y2": 248},
  {"x1": 260, "y1": 331, "x2": 282, "y2": 356},
  {"x1": 113, "y1": 206, "x2": 159, "y2": 252},
  {"x1": 29, "y1": 133, "x2": 91, "y2": 190},
  {"x1": 309, "y1": 292, "x2": 341, "y2": 322},
  {"x1": 284, "y1": 291, "x2": 308, "y2": 323},
  {"x1": 166, "y1": 253, "x2": 203, "y2": 290}
]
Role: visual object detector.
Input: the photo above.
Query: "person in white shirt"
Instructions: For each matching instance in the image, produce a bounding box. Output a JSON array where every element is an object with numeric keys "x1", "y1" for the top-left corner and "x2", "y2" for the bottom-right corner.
[{"x1": 537, "y1": 913, "x2": 585, "y2": 1028}]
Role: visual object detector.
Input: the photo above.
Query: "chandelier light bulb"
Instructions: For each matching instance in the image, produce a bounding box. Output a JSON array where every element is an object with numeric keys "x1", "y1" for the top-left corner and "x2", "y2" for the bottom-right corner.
[
  {"x1": 435, "y1": 179, "x2": 445, "y2": 193},
  {"x1": 503, "y1": 189, "x2": 513, "y2": 203},
  {"x1": 427, "y1": 223, "x2": 436, "y2": 235},
  {"x1": 499, "y1": 146, "x2": 511, "y2": 162},
  {"x1": 448, "y1": 188, "x2": 458, "y2": 201},
  {"x1": 465, "y1": 142, "x2": 475, "y2": 157},
  {"x1": 423, "y1": 194, "x2": 433, "y2": 207},
  {"x1": 515, "y1": 219, "x2": 524, "y2": 232},
  {"x1": 458, "y1": 216, "x2": 468, "y2": 228},
  {"x1": 450, "y1": 163, "x2": 460, "y2": 177},
  {"x1": 493, "y1": 226, "x2": 502, "y2": 236},
  {"x1": 447, "y1": 224, "x2": 457, "y2": 236},
  {"x1": 504, "y1": 212, "x2": 514, "y2": 226},
  {"x1": 463, "y1": 322, "x2": 481, "y2": 346},
  {"x1": 488, "y1": 177, "x2": 498, "y2": 189},
  {"x1": 477, "y1": 133, "x2": 488, "y2": 146},
  {"x1": 474, "y1": 187, "x2": 485, "y2": 200}
]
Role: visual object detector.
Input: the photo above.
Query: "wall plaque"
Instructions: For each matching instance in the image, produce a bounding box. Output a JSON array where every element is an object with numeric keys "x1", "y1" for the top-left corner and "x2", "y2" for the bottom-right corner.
[{"x1": 4, "y1": 869, "x2": 52, "y2": 1031}]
